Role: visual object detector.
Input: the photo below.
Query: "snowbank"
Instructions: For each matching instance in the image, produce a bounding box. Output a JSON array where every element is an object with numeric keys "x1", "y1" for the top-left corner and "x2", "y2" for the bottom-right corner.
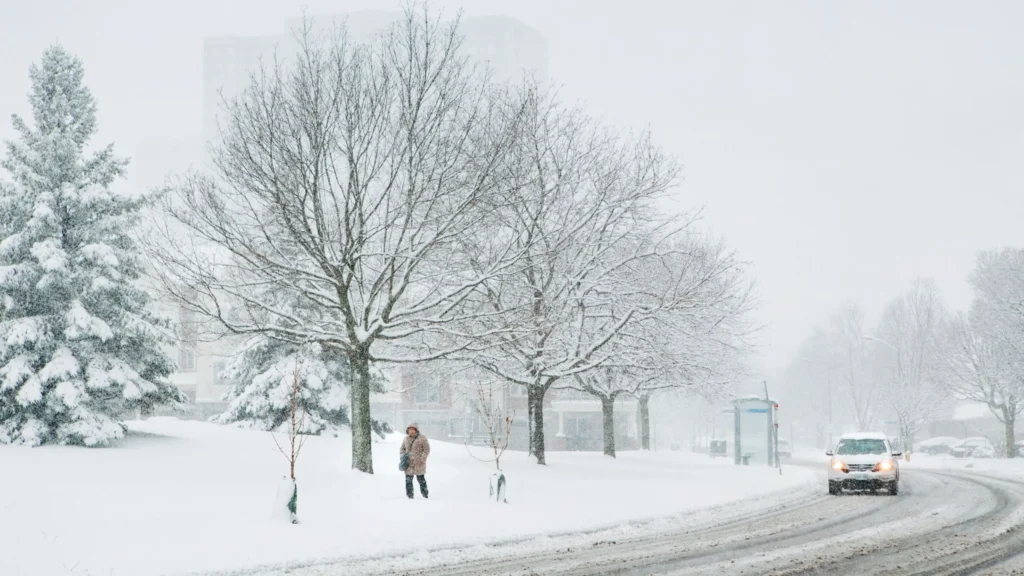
[
  {"x1": 0, "y1": 418, "x2": 814, "y2": 576},
  {"x1": 797, "y1": 448, "x2": 1024, "y2": 483},
  {"x1": 903, "y1": 452, "x2": 1024, "y2": 481}
]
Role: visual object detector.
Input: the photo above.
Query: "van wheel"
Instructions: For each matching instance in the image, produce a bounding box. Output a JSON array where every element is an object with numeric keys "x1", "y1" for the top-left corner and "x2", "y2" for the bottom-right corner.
[
  {"x1": 828, "y1": 481, "x2": 841, "y2": 495},
  {"x1": 888, "y1": 481, "x2": 899, "y2": 496}
]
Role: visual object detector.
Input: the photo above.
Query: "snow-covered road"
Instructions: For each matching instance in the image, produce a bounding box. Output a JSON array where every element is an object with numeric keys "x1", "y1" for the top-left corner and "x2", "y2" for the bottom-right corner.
[{"x1": 233, "y1": 463, "x2": 1024, "y2": 576}]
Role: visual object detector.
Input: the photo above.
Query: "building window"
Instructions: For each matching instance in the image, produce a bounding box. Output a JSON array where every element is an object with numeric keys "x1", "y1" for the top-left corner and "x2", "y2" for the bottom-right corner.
[
  {"x1": 213, "y1": 361, "x2": 226, "y2": 384},
  {"x1": 178, "y1": 304, "x2": 197, "y2": 342},
  {"x1": 414, "y1": 383, "x2": 440, "y2": 404},
  {"x1": 179, "y1": 348, "x2": 196, "y2": 372}
]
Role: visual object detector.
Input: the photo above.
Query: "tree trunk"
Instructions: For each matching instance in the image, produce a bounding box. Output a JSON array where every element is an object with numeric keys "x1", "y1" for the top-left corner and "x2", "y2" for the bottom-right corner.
[
  {"x1": 899, "y1": 420, "x2": 914, "y2": 457},
  {"x1": 601, "y1": 396, "x2": 616, "y2": 457},
  {"x1": 1003, "y1": 406, "x2": 1017, "y2": 458},
  {"x1": 855, "y1": 403, "x2": 871, "y2": 432},
  {"x1": 639, "y1": 393, "x2": 651, "y2": 451},
  {"x1": 349, "y1": 348, "x2": 375, "y2": 474},
  {"x1": 527, "y1": 389, "x2": 534, "y2": 457},
  {"x1": 528, "y1": 385, "x2": 547, "y2": 465}
]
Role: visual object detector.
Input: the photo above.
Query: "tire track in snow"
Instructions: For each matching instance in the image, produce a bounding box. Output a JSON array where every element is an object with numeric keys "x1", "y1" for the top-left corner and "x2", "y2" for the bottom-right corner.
[
  {"x1": 893, "y1": 472, "x2": 1024, "y2": 576},
  {"x1": 678, "y1": 469, "x2": 1010, "y2": 576},
  {"x1": 394, "y1": 466, "x2": 1022, "y2": 575},
  {"x1": 565, "y1": 467, "x2": 971, "y2": 575},
  {"x1": 374, "y1": 471, "x2": 896, "y2": 575},
  {"x1": 604, "y1": 468, "x2": 1024, "y2": 576},
  {"x1": 203, "y1": 464, "x2": 1024, "y2": 576}
]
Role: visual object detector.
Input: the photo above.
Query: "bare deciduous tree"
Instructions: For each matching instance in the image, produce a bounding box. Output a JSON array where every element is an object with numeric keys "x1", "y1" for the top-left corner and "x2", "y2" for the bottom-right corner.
[
  {"x1": 938, "y1": 249, "x2": 1024, "y2": 457},
  {"x1": 939, "y1": 311, "x2": 1023, "y2": 457},
  {"x1": 570, "y1": 240, "x2": 756, "y2": 457},
  {"x1": 462, "y1": 378, "x2": 513, "y2": 503},
  {"x1": 272, "y1": 355, "x2": 310, "y2": 483},
  {"x1": 826, "y1": 304, "x2": 877, "y2": 432},
  {"x1": 970, "y1": 249, "x2": 1024, "y2": 360},
  {"x1": 781, "y1": 339, "x2": 833, "y2": 449},
  {"x1": 568, "y1": 368, "x2": 653, "y2": 458},
  {"x1": 144, "y1": 6, "x2": 526, "y2": 474},
  {"x1": 466, "y1": 379, "x2": 514, "y2": 471},
  {"x1": 874, "y1": 278, "x2": 948, "y2": 451},
  {"x1": 463, "y1": 83, "x2": 695, "y2": 465},
  {"x1": 270, "y1": 353, "x2": 308, "y2": 524}
]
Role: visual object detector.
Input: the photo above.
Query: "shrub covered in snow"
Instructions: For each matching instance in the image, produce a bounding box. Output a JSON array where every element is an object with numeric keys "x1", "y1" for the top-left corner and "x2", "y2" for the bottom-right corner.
[
  {"x1": 0, "y1": 46, "x2": 183, "y2": 446},
  {"x1": 214, "y1": 338, "x2": 392, "y2": 437}
]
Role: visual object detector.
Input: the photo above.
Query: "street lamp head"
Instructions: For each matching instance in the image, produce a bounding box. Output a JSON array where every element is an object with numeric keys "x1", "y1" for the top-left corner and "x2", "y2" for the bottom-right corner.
[{"x1": 862, "y1": 334, "x2": 899, "y2": 353}]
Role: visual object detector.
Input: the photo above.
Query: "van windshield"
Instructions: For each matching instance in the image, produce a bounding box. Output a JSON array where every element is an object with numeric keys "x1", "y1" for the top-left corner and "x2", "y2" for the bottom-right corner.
[{"x1": 835, "y1": 438, "x2": 887, "y2": 455}]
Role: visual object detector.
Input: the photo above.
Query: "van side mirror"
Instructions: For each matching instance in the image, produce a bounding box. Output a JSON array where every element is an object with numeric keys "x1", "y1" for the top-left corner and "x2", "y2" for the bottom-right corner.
[
  {"x1": 891, "y1": 452, "x2": 902, "y2": 457},
  {"x1": 825, "y1": 450, "x2": 833, "y2": 456}
]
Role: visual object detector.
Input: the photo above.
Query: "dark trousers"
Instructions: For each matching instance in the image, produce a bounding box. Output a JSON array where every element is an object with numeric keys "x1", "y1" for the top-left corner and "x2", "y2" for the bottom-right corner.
[{"x1": 406, "y1": 474, "x2": 428, "y2": 498}]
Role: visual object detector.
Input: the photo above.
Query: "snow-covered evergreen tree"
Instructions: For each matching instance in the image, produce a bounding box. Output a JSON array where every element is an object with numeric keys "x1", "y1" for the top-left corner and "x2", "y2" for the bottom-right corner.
[
  {"x1": 214, "y1": 338, "x2": 392, "y2": 437},
  {"x1": 0, "y1": 46, "x2": 183, "y2": 447}
]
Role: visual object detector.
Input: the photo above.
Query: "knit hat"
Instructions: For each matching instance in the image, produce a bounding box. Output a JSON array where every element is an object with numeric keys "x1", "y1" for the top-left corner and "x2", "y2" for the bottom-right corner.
[{"x1": 406, "y1": 422, "x2": 419, "y2": 433}]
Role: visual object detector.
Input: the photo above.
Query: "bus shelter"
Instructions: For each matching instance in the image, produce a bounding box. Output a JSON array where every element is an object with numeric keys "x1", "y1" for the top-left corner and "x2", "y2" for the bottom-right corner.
[{"x1": 733, "y1": 396, "x2": 777, "y2": 466}]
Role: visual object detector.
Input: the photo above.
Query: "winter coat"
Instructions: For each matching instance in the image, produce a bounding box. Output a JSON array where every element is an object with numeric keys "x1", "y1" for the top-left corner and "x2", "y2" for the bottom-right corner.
[{"x1": 400, "y1": 433, "x2": 430, "y2": 476}]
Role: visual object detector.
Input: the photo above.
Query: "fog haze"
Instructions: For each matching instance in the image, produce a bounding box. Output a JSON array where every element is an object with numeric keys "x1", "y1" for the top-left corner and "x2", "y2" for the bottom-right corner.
[{"x1": 3, "y1": 0, "x2": 1022, "y2": 372}]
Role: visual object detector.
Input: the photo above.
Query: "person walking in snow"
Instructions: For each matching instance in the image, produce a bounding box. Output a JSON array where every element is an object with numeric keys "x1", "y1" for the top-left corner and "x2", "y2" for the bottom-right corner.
[{"x1": 400, "y1": 423, "x2": 430, "y2": 499}]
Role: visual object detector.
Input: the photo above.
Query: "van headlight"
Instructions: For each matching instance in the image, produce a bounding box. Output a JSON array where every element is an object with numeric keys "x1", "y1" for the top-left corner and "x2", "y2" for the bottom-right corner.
[
  {"x1": 874, "y1": 459, "x2": 894, "y2": 472},
  {"x1": 831, "y1": 460, "x2": 847, "y2": 471}
]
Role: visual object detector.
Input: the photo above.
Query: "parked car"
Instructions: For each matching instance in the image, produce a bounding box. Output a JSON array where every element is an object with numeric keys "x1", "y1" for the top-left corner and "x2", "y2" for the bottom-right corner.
[
  {"x1": 826, "y1": 432, "x2": 901, "y2": 496},
  {"x1": 950, "y1": 437, "x2": 996, "y2": 458},
  {"x1": 777, "y1": 439, "x2": 793, "y2": 459},
  {"x1": 917, "y1": 436, "x2": 961, "y2": 456}
]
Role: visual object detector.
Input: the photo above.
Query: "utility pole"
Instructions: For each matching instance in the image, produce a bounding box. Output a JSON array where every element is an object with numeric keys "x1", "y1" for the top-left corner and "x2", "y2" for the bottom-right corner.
[
  {"x1": 827, "y1": 364, "x2": 833, "y2": 450},
  {"x1": 863, "y1": 335, "x2": 905, "y2": 458},
  {"x1": 764, "y1": 380, "x2": 781, "y2": 475}
]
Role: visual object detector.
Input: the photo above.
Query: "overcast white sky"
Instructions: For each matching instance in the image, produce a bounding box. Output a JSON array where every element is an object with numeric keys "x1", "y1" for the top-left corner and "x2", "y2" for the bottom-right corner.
[{"x1": 2, "y1": 1, "x2": 1023, "y2": 373}]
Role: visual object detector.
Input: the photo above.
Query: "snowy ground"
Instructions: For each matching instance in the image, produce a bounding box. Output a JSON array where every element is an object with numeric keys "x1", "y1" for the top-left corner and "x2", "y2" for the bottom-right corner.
[
  {"x1": 242, "y1": 463, "x2": 1024, "y2": 575},
  {"x1": 903, "y1": 452, "x2": 1024, "y2": 480},
  {"x1": 0, "y1": 418, "x2": 814, "y2": 576}
]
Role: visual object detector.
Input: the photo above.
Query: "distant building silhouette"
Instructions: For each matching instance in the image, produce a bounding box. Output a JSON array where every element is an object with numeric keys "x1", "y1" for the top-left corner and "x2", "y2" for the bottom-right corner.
[{"x1": 202, "y1": 11, "x2": 548, "y2": 144}]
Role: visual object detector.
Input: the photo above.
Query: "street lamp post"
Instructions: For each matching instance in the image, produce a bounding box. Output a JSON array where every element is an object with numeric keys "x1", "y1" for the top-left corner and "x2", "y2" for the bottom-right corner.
[
  {"x1": 862, "y1": 334, "x2": 909, "y2": 460},
  {"x1": 826, "y1": 364, "x2": 832, "y2": 449}
]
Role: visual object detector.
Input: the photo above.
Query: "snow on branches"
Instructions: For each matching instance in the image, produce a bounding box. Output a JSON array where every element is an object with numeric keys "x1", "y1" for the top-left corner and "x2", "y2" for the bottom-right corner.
[
  {"x1": 144, "y1": 5, "x2": 529, "y2": 474},
  {"x1": 873, "y1": 279, "x2": 948, "y2": 450},
  {"x1": 141, "y1": 4, "x2": 754, "y2": 469},
  {"x1": 214, "y1": 338, "x2": 392, "y2": 438},
  {"x1": 936, "y1": 249, "x2": 1024, "y2": 457},
  {"x1": 0, "y1": 46, "x2": 182, "y2": 447}
]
